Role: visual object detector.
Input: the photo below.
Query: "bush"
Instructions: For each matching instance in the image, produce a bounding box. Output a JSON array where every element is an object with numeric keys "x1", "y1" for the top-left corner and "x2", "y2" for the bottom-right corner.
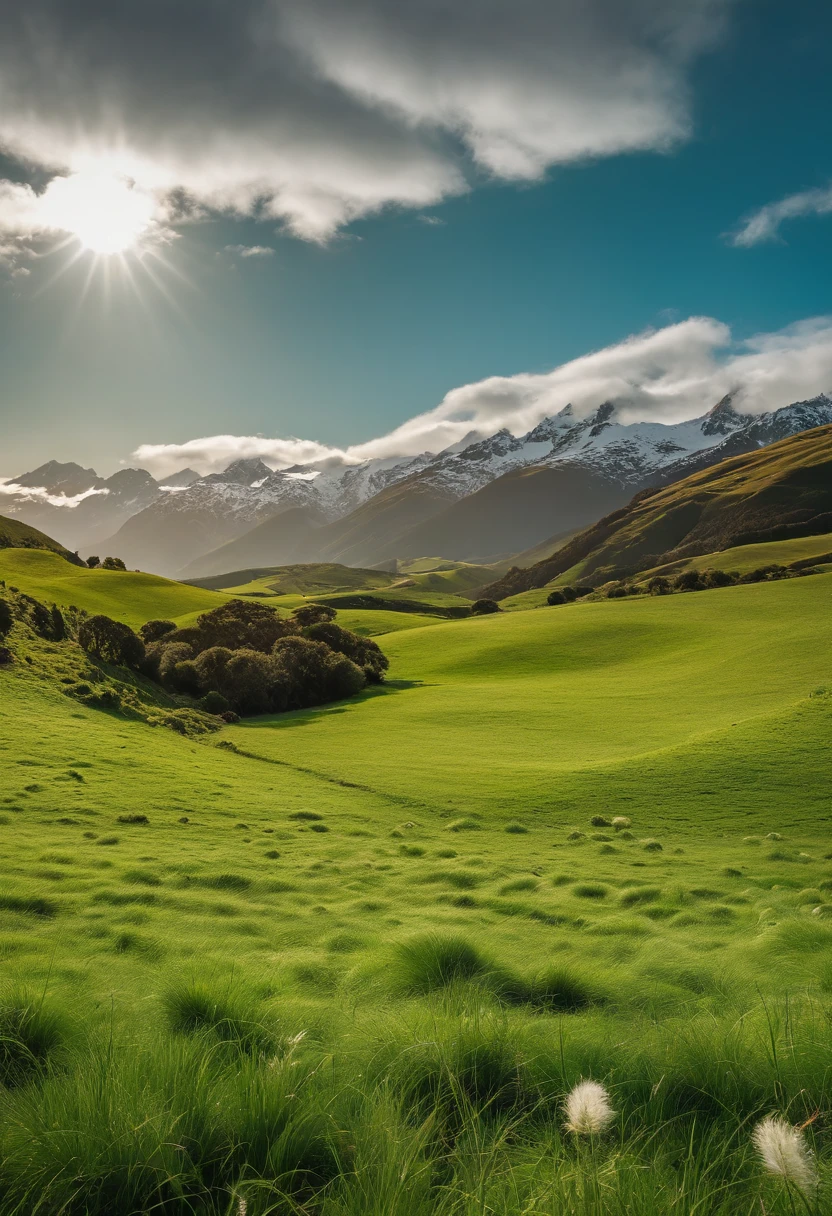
[
  {"x1": 546, "y1": 590, "x2": 566, "y2": 606},
  {"x1": 575, "y1": 586, "x2": 594, "y2": 597},
  {"x1": 77, "y1": 615, "x2": 145, "y2": 669},
  {"x1": 139, "y1": 619, "x2": 177, "y2": 644},
  {"x1": 272, "y1": 635, "x2": 364, "y2": 709},
  {"x1": 674, "y1": 570, "x2": 704, "y2": 591},
  {"x1": 157, "y1": 642, "x2": 195, "y2": 689},
  {"x1": 302, "y1": 621, "x2": 388, "y2": 683},
  {"x1": 0, "y1": 598, "x2": 12, "y2": 637},
  {"x1": 192, "y1": 599, "x2": 295, "y2": 653},
  {"x1": 703, "y1": 568, "x2": 735, "y2": 588},
  {"x1": 220, "y1": 648, "x2": 278, "y2": 715},
  {"x1": 101, "y1": 556, "x2": 126, "y2": 570},
  {"x1": 470, "y1": 599, "x2": 501, "y2": 615},
  {"x1": 606, "y1": 584, "x2": 629, "y2": 598},
  {"x1": 0, "y1": 988, "x2": 70, "y2": 1087},
  {"x1": 292, "y1": 603, "x2": 337, "y2": 627},
  {"x1": 198, "y1": 690, "x2": 230, "y2": 715},
  {"x1": 49, "y1": 605, "x2": 66, "y2": 640},
  {"x1": 86, "y1": 555, "x2": 100, "y2": 568},
  {"x1": 560, "y1": 586, "x2": 578, "y2": 602},
  {"x1": 647, "y1": 576, "x2": 671, "y2": 595}
]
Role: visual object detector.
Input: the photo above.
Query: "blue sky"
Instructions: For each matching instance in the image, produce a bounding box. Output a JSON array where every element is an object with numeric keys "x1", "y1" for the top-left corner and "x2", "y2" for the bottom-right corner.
[{"x1": 1, "y1": 0, "x2": 831, "y2": 476}]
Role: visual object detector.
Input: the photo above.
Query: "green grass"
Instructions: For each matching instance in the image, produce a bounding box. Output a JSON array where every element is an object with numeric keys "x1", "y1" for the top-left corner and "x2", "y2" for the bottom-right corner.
[{"x1": 0, "y1": 568, "x2": 831, "y2": 1211}]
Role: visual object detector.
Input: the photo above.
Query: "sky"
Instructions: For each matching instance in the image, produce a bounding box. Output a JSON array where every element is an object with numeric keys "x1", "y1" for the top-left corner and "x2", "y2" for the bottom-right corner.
[{"x1": 1, "y1": 0, "x2": 831, "y2": 477}]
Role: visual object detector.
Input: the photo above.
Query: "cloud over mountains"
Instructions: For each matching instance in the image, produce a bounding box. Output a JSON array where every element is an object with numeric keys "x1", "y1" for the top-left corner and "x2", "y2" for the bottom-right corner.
[
  {"x1": 133, "y1": 314, "x2": 832, "y2": 476},
  {"x1": 0, "y1": 0, "x2": 730, "y2": 248}
]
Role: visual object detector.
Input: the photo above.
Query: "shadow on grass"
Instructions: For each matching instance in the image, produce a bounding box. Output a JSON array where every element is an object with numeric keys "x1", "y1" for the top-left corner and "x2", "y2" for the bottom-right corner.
[{"x1": 238, "y1": 679, "x2": 429, "y2": 731}]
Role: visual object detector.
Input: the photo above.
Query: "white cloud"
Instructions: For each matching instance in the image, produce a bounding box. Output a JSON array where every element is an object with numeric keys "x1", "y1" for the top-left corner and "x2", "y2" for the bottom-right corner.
[
  {"x1": 0, "y1": 1, "x2": 731, "y2": 247},
  {"x1": 731, "y1": 184, "x2": 832, "y2": 246},
  {"x1": 0, "y1": 480, "x2": 109, "y2": 508},
  {"x1": 132, "y1": 314, "x2": 832, "y2": 476},
  {"x1": 224, "y1": 244, "x2": 276, "y2": 257}
]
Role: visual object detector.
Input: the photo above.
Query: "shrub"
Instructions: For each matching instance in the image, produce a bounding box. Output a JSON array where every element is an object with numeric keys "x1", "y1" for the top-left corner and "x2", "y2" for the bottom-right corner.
[
  {"x1": 546, "y1": 590, "x2": 566, "y2": 606},
  {"x1": 139, "y1": 619, "x2": 177, "y2": 644},
  {"x1": 470, "y1": 599, "x2": 501, "y2": 615},
  {"x1": 703, "y1": 568, "x2": 735, "y2": 588},
  {"x1": 101, "y1": 556, "x2": 126, "y2": 570},
  {"x1": 192, "y1": 598, "x2": 295, "y2": 653},
  {"x1": 77, "y1": 615, "x2": 145, "y2": 669},
  {"x1": 292, "y1": 603, "x2": 337, "y2": 627},
  {"x1": 156, "y1": 642, "x2": 195, "y2": 687},
  {"x1": 0, "y1": 598, "x2": 12, "y2": 637},
  {"x1": 0, "y1": 646, "x2": 12, "y2": 664},
  {"x1": 674, "y1": 570, "x2": 704, "y2": 592},
  {"x1": 272, "y1": 635, "x2": 365, "y2": 709},
  {"x1": 575, "y1": 585, "x2": 594, "y2": 597},
  {"x1": 302, "y1": 621, "x2": 388, "y2": 683},
  {"x1": 49, "y1": 604, "x2": 66, "y2": 640},
  {"x1": 606, "y1": 584, "x2": 629, "y2": 598},
  {"x1": 560, "y1": 586, "x2": 578, "y2": 602},
  {"x1": 392, "y1": 934, "x2": 493, "y2": 994},
  {"x1": 647, "y1": 576, "x2": 671, "y2": 595},
  {"x1": 590, "y1": 815, "x2": 612, "y2": 827},
  {"x1": 0, "y1": 988, "x2": 71, "y2": 1086},
  {"x1": 198, "y1": 690, "x2": 230, "y2": 715},
  {"x1": 116, "y1": 813, "x2": 149, "y2": 825},
  {"x1": 86, "y1": 555, "x2": 100, "y2": 568}
]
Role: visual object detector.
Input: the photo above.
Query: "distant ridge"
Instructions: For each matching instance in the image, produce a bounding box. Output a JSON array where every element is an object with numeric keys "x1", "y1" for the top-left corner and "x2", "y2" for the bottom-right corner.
[{"x1": 480, "y1": 422, "x2": 832, "y2": 598}]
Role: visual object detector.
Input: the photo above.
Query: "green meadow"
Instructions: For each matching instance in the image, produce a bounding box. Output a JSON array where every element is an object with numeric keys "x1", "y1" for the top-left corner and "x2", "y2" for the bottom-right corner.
[{"x1": 1, "y1": 550, "x2": 831, "y2": 1213}]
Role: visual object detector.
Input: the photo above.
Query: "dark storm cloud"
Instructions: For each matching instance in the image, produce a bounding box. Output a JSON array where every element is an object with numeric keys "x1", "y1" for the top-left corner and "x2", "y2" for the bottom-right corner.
[{"x1": 0, "y1": 0, "x2": 732, "y2": 239}]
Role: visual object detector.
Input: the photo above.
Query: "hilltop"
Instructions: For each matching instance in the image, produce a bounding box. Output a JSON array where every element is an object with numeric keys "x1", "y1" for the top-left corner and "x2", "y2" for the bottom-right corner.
[
  {"x1": 0, "y1": 512, "x2": 84, "y2": 565},
  {"x1": 482, "y1": 421, "x2": 832, "y2": 598}
]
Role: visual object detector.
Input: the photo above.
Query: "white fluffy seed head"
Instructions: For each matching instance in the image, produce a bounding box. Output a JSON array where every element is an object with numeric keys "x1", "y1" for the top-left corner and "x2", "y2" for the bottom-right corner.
[
  {"x1": 563, "y1": 1079, "x2": 615, "y2": 1135},
  {"x1": 752, "y1": 1117, "x2": 817, "y2": 1193}
]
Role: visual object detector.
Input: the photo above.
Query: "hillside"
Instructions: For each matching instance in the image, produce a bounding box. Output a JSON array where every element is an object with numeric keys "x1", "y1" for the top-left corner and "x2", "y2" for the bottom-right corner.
[
  {"x1": 178, "y1": 504, "x2": 328, "y2": 578},
  {"x1": 0, "y1": 512, "x2": 84, "y2": 565},
  {"x1": 482, "y1": 422, "x2": 832, "y2": 598},
  {"x1": 186, "y1": 563, "x2": 398, "y2": 595}
]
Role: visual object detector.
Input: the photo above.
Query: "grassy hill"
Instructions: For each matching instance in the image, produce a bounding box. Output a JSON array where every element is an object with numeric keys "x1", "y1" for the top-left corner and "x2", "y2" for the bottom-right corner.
[
  {"x1": 1, "y1": 562, "x2": 831, "y2": 1210},
  {"x1": 483, "y1": 422, "x2": 832, "y2": 598},
  {"x1": 187, "y1": 562, "x2": 398, "y2": 595},
  {"x1": 0, "y1": 511, "x2": 84, "y2": 564}
]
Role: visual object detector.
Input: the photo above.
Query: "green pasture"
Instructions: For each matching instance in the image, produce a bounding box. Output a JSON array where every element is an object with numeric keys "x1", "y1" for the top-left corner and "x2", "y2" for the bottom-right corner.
[{"x1": 1, "y1": 564, "x2": 831, "y2": 1212}]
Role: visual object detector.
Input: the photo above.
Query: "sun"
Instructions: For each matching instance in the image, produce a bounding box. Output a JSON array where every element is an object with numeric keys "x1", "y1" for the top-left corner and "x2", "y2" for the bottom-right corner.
[{"x1": 40, "y1": 171, "x2": 156, "y2": 255}]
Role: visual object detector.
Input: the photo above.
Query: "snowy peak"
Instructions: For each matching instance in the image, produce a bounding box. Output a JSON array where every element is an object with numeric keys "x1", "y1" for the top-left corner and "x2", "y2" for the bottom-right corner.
[
  {"x1": 702, "y1": 395, "x2": 746, "y2": 436},
  {"x1": 202, "y1": 458, "x2": 275, "y2": 486}
]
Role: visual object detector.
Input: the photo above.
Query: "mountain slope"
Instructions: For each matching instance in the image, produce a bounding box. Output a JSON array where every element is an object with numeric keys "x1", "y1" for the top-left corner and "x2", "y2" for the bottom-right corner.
[
  {"x1": 178, "y1": 504, "x2": 328, "y2": 578},
  {"x1": 0, "y1": 513, "x2": 84, "y2": 565},
  {"x1": 481, "y1": 422, "x2": 832, "y2": 598}
]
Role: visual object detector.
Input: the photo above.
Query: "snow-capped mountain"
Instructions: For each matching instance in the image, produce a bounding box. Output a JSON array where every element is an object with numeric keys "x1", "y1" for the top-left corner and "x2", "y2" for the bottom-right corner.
[
  {"x1": 8, "y1": 393, "x2": 832, "y2": 575},
  {"x1": 0, "y1": 461, "x2": 198, "y2": 549}
]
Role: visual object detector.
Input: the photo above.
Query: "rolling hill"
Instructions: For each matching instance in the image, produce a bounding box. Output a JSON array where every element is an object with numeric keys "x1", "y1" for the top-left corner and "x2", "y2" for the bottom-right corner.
[
  {"x1": 482, "y1": 422, "x2": 832, "y2": 599},
  {"x1": 0, "y1": 512, "x2": 84, "y2": 565}
]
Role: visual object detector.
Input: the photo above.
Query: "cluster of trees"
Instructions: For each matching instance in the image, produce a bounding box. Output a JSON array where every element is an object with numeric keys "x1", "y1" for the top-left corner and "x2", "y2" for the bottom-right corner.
[
  {"x1": 75, "y1": 598, "x2": 389, "y2": 718},
  {"x1": 607, "y1": 563, "x2": 805, "y2": 599},
  {"x1": 86, "y1": 556, "x2": 126, "y2": 570},
  {"x1": 546, "y1": 586, "x2": 594, "y2": 606}
]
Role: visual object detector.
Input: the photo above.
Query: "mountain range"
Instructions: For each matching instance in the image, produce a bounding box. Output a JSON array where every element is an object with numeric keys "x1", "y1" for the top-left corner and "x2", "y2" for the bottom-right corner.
[{"x1": 4, "y1": 394, "x2": 832, "y2": 577}]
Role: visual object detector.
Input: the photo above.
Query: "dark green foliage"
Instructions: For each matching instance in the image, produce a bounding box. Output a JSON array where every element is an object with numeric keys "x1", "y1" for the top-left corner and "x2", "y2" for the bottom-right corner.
[
  {"x1": 546, "y1": 590, "x2": 566, "y2": 606},
  {"x1": 560, "y1": 586, "x2": 578, "y2": 601},
  {"x1": 116, "y1": 814, "x2": 149, "y2": 824},
  {"x1": 575, "y1": 585, "x2": 594, "y2": 596},
  {"x1": 139, "y1": 619, "x2": 177, "y2": 644},
  {"x1": 49, "y1": 604, "x2": 66, "y2": 640},
  {"x1": 470, "y1": 599, "x2": 501, "y2": 615},
  {"x1": 27, "y1": 599, "x2": 52, "y2": 638},
  {"x1": 606, "y1": 584, "x2": 629, "y2": 598},
  {"x1": 272, "y1": 635, "x2": 365, "y2": 709},
  {"x1": 86, "y1": 555, "x2": 100, "y2": 568},
  {"x1": 0, "y1": 598, "x2": 11, "y2": 637},
  {"x1": 591, "y1": 815, "x2": 612, "y2": 827},
  {"x1": 198, "y1": 690, "x2": 230, "y2": 715},
  {"x1": 77, "y1": 615, "x2": 145, "y2": 669},
  {"x1": 161, "y1": 979, "x2": 275, "y2": 1054},
  {"x1": 302, "y1": 621, "x2": 389, "y2": 683},
  {"x1": 702, "y1": 568, "x2": 736, "y2": 588},
  {"x1": 0, "y1": 894, "x2": 58, "y2": 917},
  {"x1": 573, "y1": 883, "x2": 608, "y2": 899},
  {"x1": 292, "y1": 602, "x2": 337, "y2": 627},
  {"x1": 393, "y1": 934, "x2": 493, "y2": 994},
  {"x1": 0, "y1": 989, "x2": 70, "y2": 1087},
  {"x1": 192, "y1": 598, "x2": 295, "y2": 653},
  {"x1": 674, "y1": 570, "x2": 704, "y2": 592},
  {"x1": 738, "y1": 564, "x2": 788, "y2": 584},
  {"x1": 647, "y1": 575, "x2": 672, "y2": 595},
  {"x1": 101, "y1": 556, "x2": 126, "y2": 571}
]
